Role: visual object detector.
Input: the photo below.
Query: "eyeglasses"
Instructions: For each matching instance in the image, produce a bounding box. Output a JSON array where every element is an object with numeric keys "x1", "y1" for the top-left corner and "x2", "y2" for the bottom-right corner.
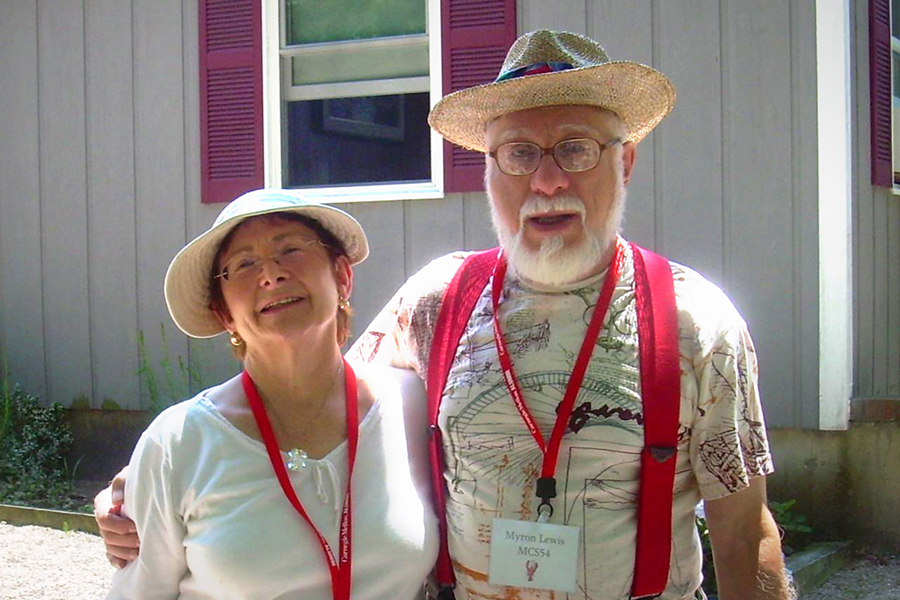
[
  {"x1": 488, "y1": 138, "x2": 621, "y2": 176},
  {"x1": 215, "y1": 240, "x2": 328, "y2": 282}
]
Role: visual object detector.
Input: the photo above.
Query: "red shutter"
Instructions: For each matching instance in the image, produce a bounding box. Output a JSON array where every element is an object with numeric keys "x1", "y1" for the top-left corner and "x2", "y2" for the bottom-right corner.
[
  {"x1": 870, "y1": 0, "x2": 893, "y2": 187},
  {"x1": 199, "y1": 0, "x2": 264, "y2": 204},
  {"x1": 441, "y1": 0, "x2": 517, "y2": 193}
]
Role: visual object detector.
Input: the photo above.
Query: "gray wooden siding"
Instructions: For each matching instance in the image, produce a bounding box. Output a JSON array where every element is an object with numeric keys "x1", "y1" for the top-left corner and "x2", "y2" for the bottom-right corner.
[
  {"x1": 0, "y1": 0, "x2": 842, "y2": 429},
  {"x1": 854, "y1": 0, "x2": 900, "y2": 400}
]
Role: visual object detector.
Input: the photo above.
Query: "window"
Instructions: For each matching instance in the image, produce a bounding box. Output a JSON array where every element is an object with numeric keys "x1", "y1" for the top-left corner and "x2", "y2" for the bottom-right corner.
[
  {"x1": 198, "y1": 0, "x2": 516, "y2": 204},
  {"x1": 272, "y1": 0, "x2": 435, "y2": 200}
]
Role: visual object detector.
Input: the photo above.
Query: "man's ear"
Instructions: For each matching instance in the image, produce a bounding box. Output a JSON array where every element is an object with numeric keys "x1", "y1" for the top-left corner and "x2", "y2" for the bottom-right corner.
[
  {"x1": 333, "y1": 255, "x2": 353, "y2": 300},
  {"x1": 621, "y1": 141, "x2": 637, "y2": 185}
]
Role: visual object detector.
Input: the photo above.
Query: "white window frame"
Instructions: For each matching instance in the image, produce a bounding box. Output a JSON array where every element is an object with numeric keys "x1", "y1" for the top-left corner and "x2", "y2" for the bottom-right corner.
[{"x1": 262, "y1": 0, "x2": 446, "y2": 203}]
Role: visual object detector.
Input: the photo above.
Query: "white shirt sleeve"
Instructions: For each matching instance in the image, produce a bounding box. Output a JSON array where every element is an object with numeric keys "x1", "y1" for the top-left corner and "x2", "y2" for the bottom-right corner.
[{"x1": 105, "y1": 428, "x2": 188, "y2": 599}]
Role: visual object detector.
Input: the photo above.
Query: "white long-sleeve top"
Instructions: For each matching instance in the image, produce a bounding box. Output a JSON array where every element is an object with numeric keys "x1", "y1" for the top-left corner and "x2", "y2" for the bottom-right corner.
[{"x1": 106, "y1": 363, "x2": 438, "y2": 600}]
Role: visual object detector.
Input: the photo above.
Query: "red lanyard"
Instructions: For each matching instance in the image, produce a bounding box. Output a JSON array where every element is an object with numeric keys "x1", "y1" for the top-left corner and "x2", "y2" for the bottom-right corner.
[
  {"x1": 491, "y1": 240, "x2": 623, "y2": 518},
  {"x1": 242, "y1": 358, "x2": 358, "y2": 600}
]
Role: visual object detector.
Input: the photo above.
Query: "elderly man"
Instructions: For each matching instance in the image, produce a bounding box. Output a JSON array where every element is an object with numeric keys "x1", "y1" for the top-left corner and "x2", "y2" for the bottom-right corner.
[{"x1": 97, "y1": 30, "x2": 791, "y2": 600}]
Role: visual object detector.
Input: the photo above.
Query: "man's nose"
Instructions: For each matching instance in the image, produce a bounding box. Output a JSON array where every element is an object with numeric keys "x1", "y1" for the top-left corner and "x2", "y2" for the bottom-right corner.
[{"x1": 529, "y1": 154, "x2": 570, "y2": 196}]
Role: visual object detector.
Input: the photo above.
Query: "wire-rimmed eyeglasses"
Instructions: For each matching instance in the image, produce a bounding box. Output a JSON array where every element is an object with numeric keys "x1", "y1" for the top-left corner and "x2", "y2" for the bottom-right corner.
[
  {"x1": 488, "y1": 138, "x2": 621, "y2": 176},
  {"x1": 214, "y1": 239, "x2": 328, "y2": 282}
]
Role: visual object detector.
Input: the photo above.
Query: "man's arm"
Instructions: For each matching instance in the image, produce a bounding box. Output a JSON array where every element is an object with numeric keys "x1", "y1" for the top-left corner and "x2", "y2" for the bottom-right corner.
[
  {"x1": 704, "y1": 476, "x2": 795, "y2": 600},
  {"x1": 94, "y1": 466, "x2": 140, "y2": 568}
]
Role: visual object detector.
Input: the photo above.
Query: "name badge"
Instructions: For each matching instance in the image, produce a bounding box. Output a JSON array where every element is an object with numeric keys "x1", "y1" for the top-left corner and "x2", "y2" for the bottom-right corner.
[{"x1": 488, "y1": 518, "x2": 580, "y2": 592}]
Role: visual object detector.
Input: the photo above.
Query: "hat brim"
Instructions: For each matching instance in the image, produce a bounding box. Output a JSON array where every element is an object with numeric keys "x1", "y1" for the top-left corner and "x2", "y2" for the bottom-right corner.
[
  {"x1": 428, "y1": 61, "x2": 675, "y2": 152},
  {"x1": 164, "y1": 198, "x2": 369, "y2": 339}
]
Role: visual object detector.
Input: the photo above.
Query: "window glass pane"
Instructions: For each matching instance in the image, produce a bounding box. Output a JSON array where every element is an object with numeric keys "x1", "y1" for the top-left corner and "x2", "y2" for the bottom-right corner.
[
  {"x1": 290, "y1": 39, "x2": 428, "y2": 86},
  {"x1": 893, "y1": 0, "x2": 900, "y2": 39},
  {"x1": 894, "y1": 51, "x2": 900, "y2": 99},
  {"x1": 283, "y1": 93, "x2": 431, "y2": 187},
  {"x1": 286, "y1": 0, "x2": 426, "y2": 45}
]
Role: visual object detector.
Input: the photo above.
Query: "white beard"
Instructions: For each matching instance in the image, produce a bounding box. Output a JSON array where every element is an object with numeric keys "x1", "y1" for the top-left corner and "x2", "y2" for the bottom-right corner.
[{"x1": 490, "y1": 173, "x2": 626, "y2": 287}]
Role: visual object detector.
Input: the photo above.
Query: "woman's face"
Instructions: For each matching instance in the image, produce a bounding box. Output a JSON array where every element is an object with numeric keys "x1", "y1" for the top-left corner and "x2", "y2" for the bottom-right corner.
[{"x1": 212, "y1": 216, "x2": 352, "y2": 354}]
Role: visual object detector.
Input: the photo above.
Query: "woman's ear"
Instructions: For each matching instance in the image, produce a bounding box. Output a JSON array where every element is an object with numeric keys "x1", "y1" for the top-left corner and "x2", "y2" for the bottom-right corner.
[
  {"x1": 211, "y1": 305, "x2": 235, "y2": 333},
  {"x1": 333, "y1": 255, "x2": 353, "y2": 300}
]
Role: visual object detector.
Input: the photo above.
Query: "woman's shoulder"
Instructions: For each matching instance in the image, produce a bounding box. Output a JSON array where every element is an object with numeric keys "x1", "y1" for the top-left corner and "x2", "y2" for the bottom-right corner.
[
  {"x1": 352, "y1": 362, "x2": 424, "y2": 402},
  {"x1": 139, "y1": 376, "x2": 241, "y2": 447},
  {"x1": 351, "y1": 362, "x2": 426, "y2": 426}
]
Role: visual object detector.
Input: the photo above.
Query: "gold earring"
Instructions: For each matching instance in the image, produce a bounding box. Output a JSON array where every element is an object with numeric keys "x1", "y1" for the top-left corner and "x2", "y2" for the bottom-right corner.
[
  {"x1": 230, "y1": 332, "x2": 243, "y2": 347},
  {"x1": 338, "y1": 295, "x2": 349, "y2": 313}
]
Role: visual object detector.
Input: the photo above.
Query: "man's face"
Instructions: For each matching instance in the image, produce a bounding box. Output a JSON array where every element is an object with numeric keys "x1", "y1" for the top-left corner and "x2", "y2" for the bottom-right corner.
[{"x1": 485, "y1": 105, "x2": 635, "y2": 284}]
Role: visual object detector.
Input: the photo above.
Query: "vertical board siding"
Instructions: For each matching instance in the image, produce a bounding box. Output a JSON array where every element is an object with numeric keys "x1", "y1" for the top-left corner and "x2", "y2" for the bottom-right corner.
[
  {"x1": 462, "y1": 192, "x2": 497, "y2": 251},
  {"x1": 0, "y1": 0, "x2": 47, "y2": 400},
  {"x1": 520, "y1": 0, "x2": 586, "y2": 33},
  {"x1": 404, "y1": 197, "x2": 466, "y2": 276},
  {"x1": 38, "y1": 0, "x2": 93, "y2": 405},
  {"x1": 855, "y1": 0, "x2": 877, "y2": 398},
  {"x1": 85, "y1": 0, "x2": 139, "y2": 408},
  {"x1": 342, "y1": 201, "x2": 408, "y2": 337},
  {"x1": 723, "y1": 0, "x2": 796, "y2": 426},
  {"x1": 589, "y1": 0, "x2": 656, "y2": 250},
  {"x1": 655, "y1": 2, "x2": 724, "y2": 284},
  {"x1": 872, "y1": 176, "x2": 890, "y2": 393},
  {"x1": 134, "y1": 0, "x2": 189, "y2": 409},
  {"x1": 889, "y1": 197, "x2": 900, "y2": 396}
]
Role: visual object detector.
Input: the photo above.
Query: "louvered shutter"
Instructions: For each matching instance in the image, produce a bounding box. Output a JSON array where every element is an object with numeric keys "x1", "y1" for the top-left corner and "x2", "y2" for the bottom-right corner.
[
  {"x1": 441, "y1": 0, "x2": 517, "y2": 193},
  {"x1": 870, "y1": 0, "x2": 893, "y2": 187},
  {"x1": 199, "y1": 0, "x2": 264, "y2": 204}
]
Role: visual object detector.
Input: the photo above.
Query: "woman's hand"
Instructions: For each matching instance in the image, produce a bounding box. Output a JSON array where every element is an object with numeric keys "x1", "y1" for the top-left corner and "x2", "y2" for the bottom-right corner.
[{"x1": 93, "y1": 466, "x2": 140, "y2": 569}]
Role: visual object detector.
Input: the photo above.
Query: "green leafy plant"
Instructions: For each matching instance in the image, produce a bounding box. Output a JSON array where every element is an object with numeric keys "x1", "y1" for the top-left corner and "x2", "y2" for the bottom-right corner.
[
  {"x1": 138, "y1": 324, "x2": 211, "y2": 416},
  {"x1": 769, "y1": 499, "x2": 814, "y2": 555},
  {"x1": 0, "y1": 383, "x2": 90, "y2": 512}
]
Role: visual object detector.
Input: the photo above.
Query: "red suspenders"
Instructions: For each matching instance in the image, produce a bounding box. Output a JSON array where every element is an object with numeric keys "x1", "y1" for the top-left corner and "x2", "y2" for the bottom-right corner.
[{"x1": 426, "y1": 243, "x2": 679, "y2": 600}]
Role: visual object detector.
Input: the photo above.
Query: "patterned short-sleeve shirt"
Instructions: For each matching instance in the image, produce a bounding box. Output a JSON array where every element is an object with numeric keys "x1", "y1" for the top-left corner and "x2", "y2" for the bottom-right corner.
[{"x1": 348, "y1": 240, "x2": 774, "y2": 600}]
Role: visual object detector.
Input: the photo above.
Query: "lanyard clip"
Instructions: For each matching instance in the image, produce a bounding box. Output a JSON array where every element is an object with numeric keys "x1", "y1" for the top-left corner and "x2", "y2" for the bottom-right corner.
[
  {"x1": 536, "y1": 476, "x2": 557, "y2": 522},
  {"x1": 536, "y1": 476, "x2": 557, "y2": 501}
]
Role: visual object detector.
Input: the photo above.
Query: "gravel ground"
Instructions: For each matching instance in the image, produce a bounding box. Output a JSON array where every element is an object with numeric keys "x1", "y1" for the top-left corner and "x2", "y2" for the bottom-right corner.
[
  {"x1": 801, "y1": 548, "x2": 900, "y2": 600},
  {"x1": 0, "y1": 522, "x2": 114, "y2": 600},
  {"x1": 1, "y1": 521, "x2": 898, "y2": 599}
]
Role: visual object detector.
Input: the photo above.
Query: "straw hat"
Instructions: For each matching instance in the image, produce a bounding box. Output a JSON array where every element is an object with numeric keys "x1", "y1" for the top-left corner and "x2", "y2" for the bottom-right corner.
[
  {"x1": 164, "y1": 188, "x2": 369, "y2": 338},
  {"x1": 428, "y1": 30, "x2": 676, "y2": 152}
]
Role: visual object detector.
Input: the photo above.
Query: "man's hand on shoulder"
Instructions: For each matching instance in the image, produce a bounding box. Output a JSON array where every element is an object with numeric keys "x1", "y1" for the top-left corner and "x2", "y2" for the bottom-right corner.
[{"x1": 93, "y1": 466, "x2": 140, "y2": 569}]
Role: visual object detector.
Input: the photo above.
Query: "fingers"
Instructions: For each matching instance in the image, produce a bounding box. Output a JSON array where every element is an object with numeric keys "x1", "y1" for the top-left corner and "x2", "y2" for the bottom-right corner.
[
  {"x1": 94, "y1": 472, "x2": 139, "y2": 568},
  {"x1": 97, "y1": 512, "x2": 140, "y2": 567},
  {"x1": 111, "y1": 468, "x2": 127, "y2": 506},
  {"x1": 97, "y1": 512, "x2": 140, "y2": 539}
]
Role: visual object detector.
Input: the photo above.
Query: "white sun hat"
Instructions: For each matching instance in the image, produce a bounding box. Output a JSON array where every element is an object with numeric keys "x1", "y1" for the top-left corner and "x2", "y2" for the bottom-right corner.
[{"x1": 164, "y1": 188, "x2": 369, "y2": 338}]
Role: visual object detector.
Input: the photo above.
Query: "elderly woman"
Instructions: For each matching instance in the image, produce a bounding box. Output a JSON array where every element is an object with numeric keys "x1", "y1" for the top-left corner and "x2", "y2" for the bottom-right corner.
[{"x1": 105, "y1": 189, "x2": 438, "y2": 599}]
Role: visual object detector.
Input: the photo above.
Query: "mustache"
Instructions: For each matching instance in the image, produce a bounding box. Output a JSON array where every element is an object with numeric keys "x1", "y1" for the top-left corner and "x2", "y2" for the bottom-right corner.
[{"x1": 519, "y1": 195, "x2": 586, "y2": 224}]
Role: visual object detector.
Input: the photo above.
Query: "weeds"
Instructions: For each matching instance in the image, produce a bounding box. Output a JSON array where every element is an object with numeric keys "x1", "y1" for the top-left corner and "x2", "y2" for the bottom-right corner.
[{"x1": 138, "y1": 324, "x2": 211, "y2": 417}]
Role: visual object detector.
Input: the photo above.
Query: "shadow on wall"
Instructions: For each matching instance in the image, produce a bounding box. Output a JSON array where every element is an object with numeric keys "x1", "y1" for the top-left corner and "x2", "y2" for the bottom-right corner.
[
  {"x1": 767, "y1": 422, "x2": 900, "y2": 551},
  {"x1": 65, "y1": 409, "x2": 149, "y2": 485}
]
